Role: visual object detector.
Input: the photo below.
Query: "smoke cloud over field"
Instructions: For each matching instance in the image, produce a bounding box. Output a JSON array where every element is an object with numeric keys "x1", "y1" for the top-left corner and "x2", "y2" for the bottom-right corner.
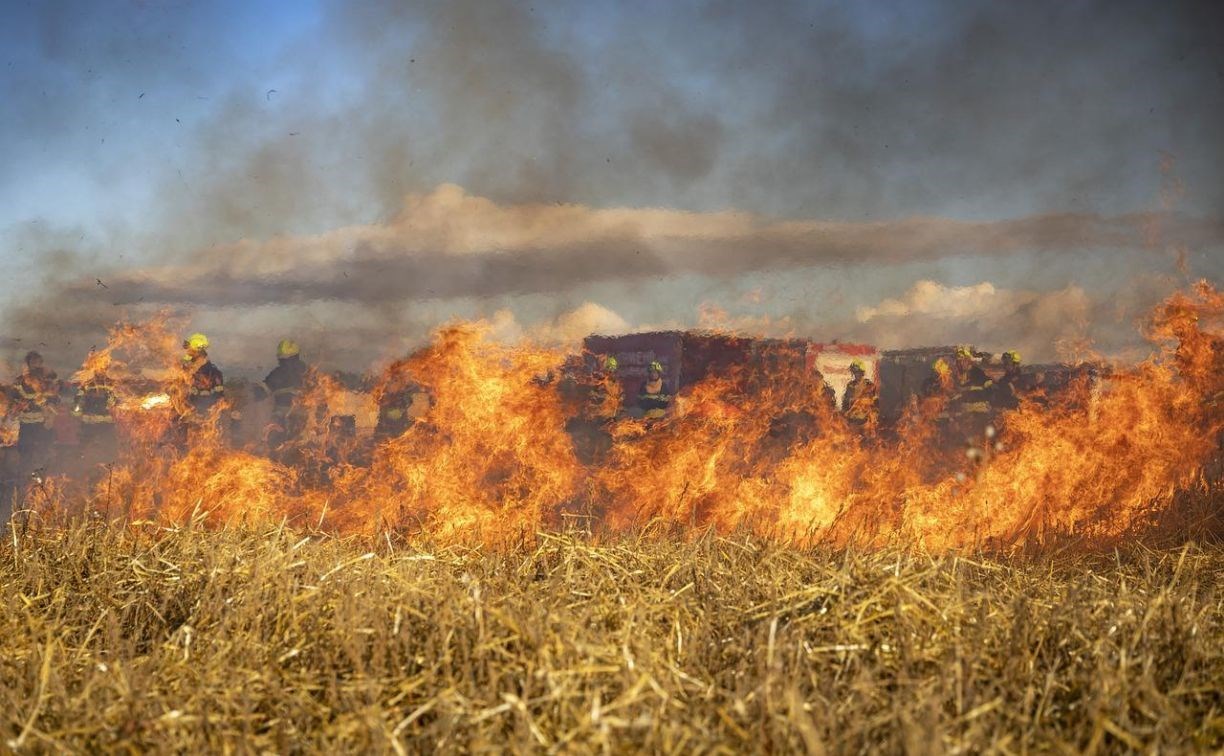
[
  {"x1": 40, "y1": 185, "x2": 1224, "y2": 308},
  {"x1": 6, "y1": 183, "x2": 1219, "y2": 367},
  {"x1": 2, "y1": 1, "x2": 1223, "y2": 370}
]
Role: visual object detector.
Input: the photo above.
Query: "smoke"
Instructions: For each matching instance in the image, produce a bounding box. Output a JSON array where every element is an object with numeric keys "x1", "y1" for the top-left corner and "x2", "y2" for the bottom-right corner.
[
  {"x1": 845, "y1": 277, "x2": 1189, "y2": 363},
  {"x1": 4, "y1": 182, "x2": 1219, "y2": 371},
  {"x1": 4, "y1": 0, "x2": 1224, "y2": 372},
  {"x1": 485, "y1": 302, "x2": 631, "y2": 347},
  {"x1": 32, "y1": 184, "x2": 1224, "y2": 309},
  {"x1": 851, "y1": 281, "x2": 1094, "y2": 361}
]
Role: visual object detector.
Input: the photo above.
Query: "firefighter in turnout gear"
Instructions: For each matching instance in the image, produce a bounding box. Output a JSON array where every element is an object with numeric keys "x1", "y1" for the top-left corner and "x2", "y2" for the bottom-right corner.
[
  {"x1": 992, "y1": 350, "x2": 1024, "y2": 412},
  {"x1": 917, "y1": 357, "x2": 957, "y2": 437},
  {"x1": 948, "y1": 346, "x2": 996, "y2": 468},
  {"x1": 73, "y1": 354, "x2": 119, "y2": 464},
  {"x1": 564, "y1": 354, "x2": 622, "y2": 464},
  {"x1": 638, "y1": 360, "x2": 672, "y2": 420},
  {"x1": 174, "y1": 334, "x2": 226, "y2": 448},
  {"x1": 261, "y1": 339, "x2": 308, "y2": 452},
  {"x1": 375, "y1": 368, "x2": 427, "y2": 441},
  {"x1": 923, "y1": 357, "x2": 954, "y2": 399},
  {"x1": 841, "y1": 359, "x2": 878, "y2": 429},
  {"x1": 182, "y1": 333, "x2": 225, "y2": 416},
  {"x1": 950, "y1": 346, "x2": 993, "y2": 422},
  {"x1": 14, "y1": 351, "x2": 60, "y2": 472},
  {"x1": 586, "y1": 355, "x2": 622, "y2": 422}
]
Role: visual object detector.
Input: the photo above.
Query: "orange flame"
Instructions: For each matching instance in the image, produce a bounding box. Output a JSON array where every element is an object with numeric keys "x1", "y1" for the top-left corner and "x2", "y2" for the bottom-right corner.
[{"x1": 16, "y1": 282, "x2": 1221, "y2": 551}]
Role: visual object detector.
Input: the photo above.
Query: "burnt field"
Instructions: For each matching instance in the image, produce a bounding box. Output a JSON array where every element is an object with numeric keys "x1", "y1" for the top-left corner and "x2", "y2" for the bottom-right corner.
[{"x1": 1, "y1": 520, "x2": 1221, "y2": 753}]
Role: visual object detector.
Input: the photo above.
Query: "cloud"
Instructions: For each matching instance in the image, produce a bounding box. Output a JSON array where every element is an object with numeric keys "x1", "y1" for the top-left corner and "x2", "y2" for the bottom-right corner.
[
  {"x1": 5, "y1": 0, "x2": 1223, "y2": 377},
  {"x1": 485, "y1": 302, "x2": 630, "y2": 347},
  {"x1": 38, "y1": 184, "x2": 1223, "y2": 312},
  {"x1": 847, "y1": 278, "x2": 1180, "y2": 363},
  {"x1": 537, "y1": 303, "x2": 631, "y2": 345},
  {"x1": 4, "y1": 182, "x2": 1215, "y2": 372}
]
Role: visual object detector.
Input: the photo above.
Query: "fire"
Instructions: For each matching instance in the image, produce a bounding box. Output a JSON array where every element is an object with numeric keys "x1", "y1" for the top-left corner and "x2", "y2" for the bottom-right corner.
[
  {"x1": 313, "y1": 325, "x2": 585, "y2": 542},
  {"x1": 139, "y1": 393, "x2": 171, "y2": 411},
  {"x1": 9, "y1": 284, "x2": 1222, "y2": 550}
]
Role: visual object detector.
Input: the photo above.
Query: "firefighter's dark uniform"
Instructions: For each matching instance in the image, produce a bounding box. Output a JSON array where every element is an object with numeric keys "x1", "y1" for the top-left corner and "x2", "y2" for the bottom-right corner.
[
  {"x1": 187, "y1": 358, "x2": 225, "y2": 415},
  {"x1": 582, "y1": 371, "x2": 620, "y2": 422},
  {"x1": 991, "y1": 368, "x2": 1024, "y2": 413},
  {"x1": 923, "y1": 371, "x2": 950, "y2": 399},
  {"x1": 566, "y1": 368, "x2": 620, "y2": 464},
  {"x1": 951, "y1": 363, "x2": 994, "y2": 440},
  {"x1": 263, "y1": 354, "x2": 308, "y2": 450},
  {"x1": 375, "y1": 385, "x2": 419, "y2": 440},
  {"x1": 638, "y1": 376, "x2": 671, "y2": 419},
  {"x1": 73, "y1": 376, "x2": 118, "y2": 460},
  {"x1": 15, "y1": 367, "x2": 59, "y2": 470},
  {"x1": 177, "y1": 356, "x2": 225, "y2": 448},
  {"x1": 842, "y1": 375, "x2": 878, "y2": 427}
]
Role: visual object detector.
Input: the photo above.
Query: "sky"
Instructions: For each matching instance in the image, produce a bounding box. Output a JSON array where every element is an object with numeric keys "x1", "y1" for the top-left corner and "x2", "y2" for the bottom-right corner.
[{"x1": 1, "y1": 0, "x2": 1222, "y2": 375}]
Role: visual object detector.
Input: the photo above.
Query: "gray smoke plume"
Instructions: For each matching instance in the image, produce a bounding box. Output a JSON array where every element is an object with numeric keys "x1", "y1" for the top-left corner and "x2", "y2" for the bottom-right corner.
[{"x1": 3, "y1": 0, "x2": 1223, "y2": 371}]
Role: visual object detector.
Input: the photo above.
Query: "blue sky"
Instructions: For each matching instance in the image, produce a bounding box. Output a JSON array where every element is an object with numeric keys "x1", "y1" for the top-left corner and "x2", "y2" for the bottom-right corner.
[{"x1": 1, "y1": 0, "x2": 1221, "y2": 370}]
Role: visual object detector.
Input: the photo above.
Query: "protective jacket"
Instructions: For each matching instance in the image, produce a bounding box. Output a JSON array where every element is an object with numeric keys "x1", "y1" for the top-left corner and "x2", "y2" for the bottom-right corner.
[
  {"x1": 15, "y1": 368, "x2": 60, "y2": 425},
  {"x1": 991, "y1": 371, "x2": 1024, "y2": 412},
  {"x1": 582, "y1": 372, "x2": 620, "y2": 421},
  {"x1": 951, "y1": 365, "x2": 993, "y2": 417},
  {"x1": 841, "y1": 376, "x2": 878, "y2": 423},
  {"x1": 375, "y1": 385, "x2": 418, "y2": 439},
  {"x1": 638, "y1": 376, "x2": 671, "y2": 414},
  {"x1": 74, "y1": 377, "x2": 117, "y2": 424},
  {"x1": 187, "y1": 358, "x2": 225, "y2": 414},
  {"x1": 263, "y1": 355, "x2": 307, "y2": 418}
]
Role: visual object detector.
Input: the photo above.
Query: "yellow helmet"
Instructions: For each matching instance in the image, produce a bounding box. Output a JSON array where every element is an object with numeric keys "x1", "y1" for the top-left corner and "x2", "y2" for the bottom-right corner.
[
  {"x1": 649, "y1": 360, "x2": 663, "y2": 373},
  {"x1": 955, "y1": 345, "x2": 973, "y2": 359},
  {"x1": 850, "y1": 359, "x2": 866, "y2": 373},
  {"x1": 1002, "y1": 350, "x2": 1021, "y2": 365},
  {"x1": 603, "y1": 355, "x2": 619, "y2": 372},
  {"x1": 277, "y1": 339, "x2": 300, "y2": 359},
  {"x1": 186, "y1": 333, "x2": 210, "y2": 352}
]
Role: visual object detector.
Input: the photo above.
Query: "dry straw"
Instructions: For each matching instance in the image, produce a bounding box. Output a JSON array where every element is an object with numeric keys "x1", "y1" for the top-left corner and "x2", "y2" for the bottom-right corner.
[{"x1": 1, "y1": 515, "x2": 1221, "y2": 753}]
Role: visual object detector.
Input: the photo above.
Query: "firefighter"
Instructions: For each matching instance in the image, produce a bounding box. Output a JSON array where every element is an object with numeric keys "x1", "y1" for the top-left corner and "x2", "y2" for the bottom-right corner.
[
  {"x1": 565, "y1": 355, "x2": 621, "y2": 464},
  {"x1": 182, "y1": 333, "x2": 225, "y2": 416},
  {"x1": 173, "y1": 333, "x2": 225, "y2": 450},
  {"x1": 586, "y1": 355, "x2": 621, "y2": 421},
  {"x1": 923, "y1": 357, "x2": 954, "y2": 399},
  {"x1": 13, "y1": 351, "x2": 60, "y2": 473},
  {"x1": 72, "y1": 356, "x2": 118, "y2": 464},
  {"x1": 919, "y1": 356, "x2": 959, "y2": 455},
  {"x1": 841, "y1": 359, "x2": 878, "y2": 428},
  {"x1": 992, "y1": 350, "x2": 1024, "y2": 412},
  {"x1": 261, "y1": 339, "x2": 309, "y2": 452},
  {"x1": 951, "y1": 346, "x2": 993, "y2": 411},
  {"x1": 638, "y1": 360, "x2": 671, "y2": 419},
  {"x1": 375, "y1": 379, "x2": 424, "y2": 440},
  {"x1": 949, "y1": 346, "x2": 995, "y2": 460}
]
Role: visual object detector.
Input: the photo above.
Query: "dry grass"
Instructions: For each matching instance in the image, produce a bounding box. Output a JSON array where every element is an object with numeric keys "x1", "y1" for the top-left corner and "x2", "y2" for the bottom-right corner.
[{"x1": 1, "y1": 519, "x2": 1221, "y2": 754}]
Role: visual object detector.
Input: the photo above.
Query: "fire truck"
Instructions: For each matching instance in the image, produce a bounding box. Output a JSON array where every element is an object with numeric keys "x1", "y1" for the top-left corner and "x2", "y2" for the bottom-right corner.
[
  {"x1": 876, "y1": 346, "x2": 1107, "y2": 424},
  {"x1": 581, "y1": 331, "x2": 878, "y2": 415}
]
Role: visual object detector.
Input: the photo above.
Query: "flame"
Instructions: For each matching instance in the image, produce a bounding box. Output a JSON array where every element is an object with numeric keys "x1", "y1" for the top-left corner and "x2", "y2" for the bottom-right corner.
[
  {"x1": 139, "y1": 393, "x2": 171, "y2": 411},
  {"x1": 12, "y1": 283, "x2": 1222, "y2": 550}
]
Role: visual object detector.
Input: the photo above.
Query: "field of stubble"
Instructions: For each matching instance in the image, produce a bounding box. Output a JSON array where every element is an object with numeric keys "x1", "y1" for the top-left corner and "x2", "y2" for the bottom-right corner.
[{"x1": 1, "y1": 519, "x2": 1221, "y2": 754}]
